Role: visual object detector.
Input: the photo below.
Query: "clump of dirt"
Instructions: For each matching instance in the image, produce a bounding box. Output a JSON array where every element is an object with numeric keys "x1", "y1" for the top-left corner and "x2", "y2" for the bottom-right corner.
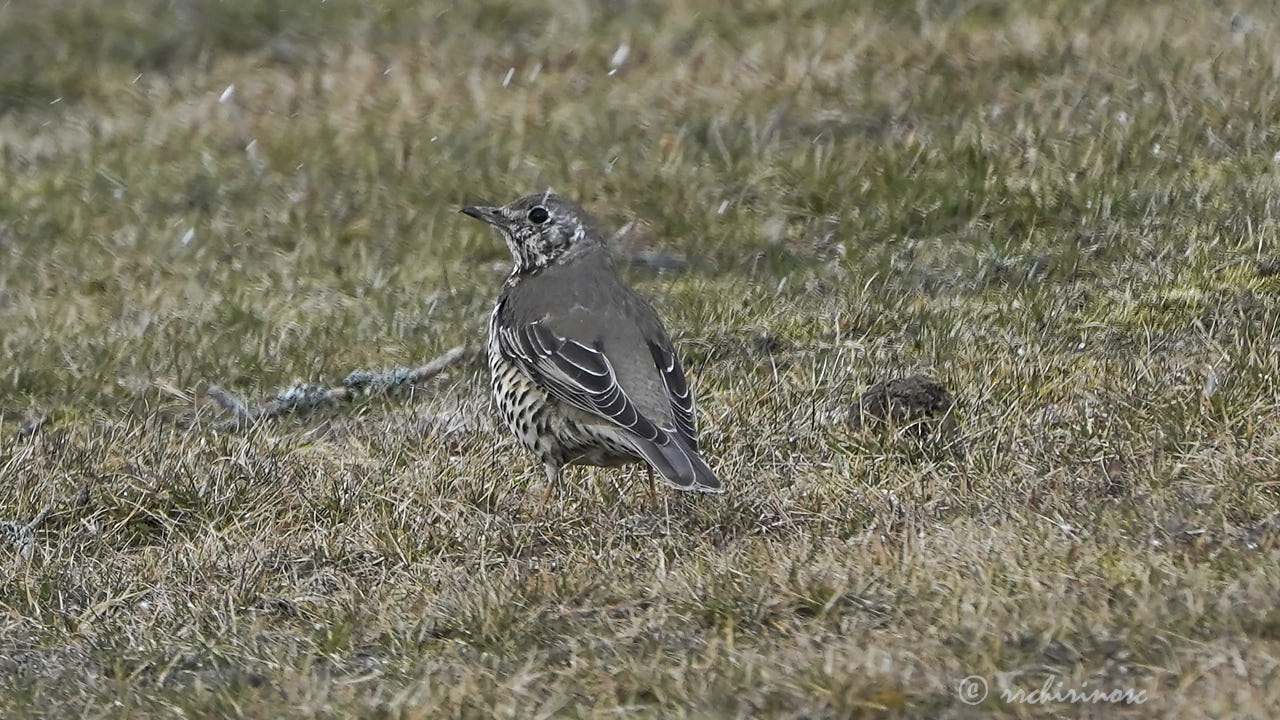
[
  {"x1": 848, "y1": 374, "x2": 955, "y2": 431},
  {"x1": 747, "y1": 332, "x2": 788, "y2": 356}
]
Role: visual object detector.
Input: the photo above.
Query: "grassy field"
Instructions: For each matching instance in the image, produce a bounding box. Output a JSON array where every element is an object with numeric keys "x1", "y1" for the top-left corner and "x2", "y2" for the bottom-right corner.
[{"x1": 3, "y1": 0, "x2": 1280, "y2": 717}]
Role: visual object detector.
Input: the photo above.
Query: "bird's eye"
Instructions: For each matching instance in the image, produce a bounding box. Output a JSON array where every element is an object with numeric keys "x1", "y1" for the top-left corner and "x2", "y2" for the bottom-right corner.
[{"x1": 527, "y1": 206, "x2": 550, "y2": 224}]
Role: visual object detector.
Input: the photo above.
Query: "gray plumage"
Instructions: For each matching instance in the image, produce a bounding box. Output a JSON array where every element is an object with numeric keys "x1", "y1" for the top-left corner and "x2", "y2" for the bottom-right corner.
[{"x1": 462, "y1": 192, "x2": 721, "y2": 495}]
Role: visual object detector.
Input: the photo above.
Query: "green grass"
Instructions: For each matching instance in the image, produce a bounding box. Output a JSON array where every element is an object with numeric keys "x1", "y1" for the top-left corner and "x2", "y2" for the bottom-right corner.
[{"x1": 3, "y1": 0, "x2": 1280, "y2": 716}]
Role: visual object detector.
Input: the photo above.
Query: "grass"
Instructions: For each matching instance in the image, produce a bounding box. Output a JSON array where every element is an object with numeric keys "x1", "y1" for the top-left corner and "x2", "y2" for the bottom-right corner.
[{"x1": 2, "y1": 0, "x2": 1280, "y2": 716}]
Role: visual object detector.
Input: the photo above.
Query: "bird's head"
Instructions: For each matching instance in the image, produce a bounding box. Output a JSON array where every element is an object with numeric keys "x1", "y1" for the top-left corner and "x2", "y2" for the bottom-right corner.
[{"x1": 462, "y1": 192, "x2": 601, "y2": 273}]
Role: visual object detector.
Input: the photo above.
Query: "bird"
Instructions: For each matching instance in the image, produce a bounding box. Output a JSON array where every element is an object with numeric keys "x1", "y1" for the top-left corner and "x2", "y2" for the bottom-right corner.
[{"x1": 461, "y1": 191, "x2": 722, "y2": 505}]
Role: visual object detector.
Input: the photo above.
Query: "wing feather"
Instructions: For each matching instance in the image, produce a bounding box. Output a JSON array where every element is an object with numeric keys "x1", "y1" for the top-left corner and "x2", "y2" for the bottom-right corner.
[
  {"x1": 648, "y1": 342, "x2": 698, "y2": 450},
  {"x1": 498, "y1": 321, "x2": 664, "y2": 443}
]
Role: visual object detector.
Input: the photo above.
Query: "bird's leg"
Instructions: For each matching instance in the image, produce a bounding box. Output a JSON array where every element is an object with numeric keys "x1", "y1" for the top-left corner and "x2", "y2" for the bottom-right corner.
[
  {"x1": 539, "y1": 463, "x2": 560, "y2": 515},
  {"x1": 646, "y1": 466, "x2": 657, "y2": 509}
]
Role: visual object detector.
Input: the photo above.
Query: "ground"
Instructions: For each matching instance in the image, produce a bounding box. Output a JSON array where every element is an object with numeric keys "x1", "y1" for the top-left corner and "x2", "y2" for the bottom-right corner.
[{"x1": 2, "y1": 1, "x2": 1280, "y2": 717}]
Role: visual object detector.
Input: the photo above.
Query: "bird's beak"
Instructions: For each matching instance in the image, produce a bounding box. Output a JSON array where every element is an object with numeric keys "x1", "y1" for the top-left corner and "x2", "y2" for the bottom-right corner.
[{"x1": 461, "y1": 205, "x2": 504, "y2": 226}]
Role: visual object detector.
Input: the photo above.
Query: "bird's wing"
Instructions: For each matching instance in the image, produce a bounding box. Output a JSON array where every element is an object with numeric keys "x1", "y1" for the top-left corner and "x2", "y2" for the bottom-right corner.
[
  {"x1": 647, "y1": 341, "x2": 698, "y2": 451},
  {"x1": 494, "y1": 302, "x2": 720, "y2": 493},
  {"x1": 496, "y1": 319, "x2": 666, "y2": 443}
]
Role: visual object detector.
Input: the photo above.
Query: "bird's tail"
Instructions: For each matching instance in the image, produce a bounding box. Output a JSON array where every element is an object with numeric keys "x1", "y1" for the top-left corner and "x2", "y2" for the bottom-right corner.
[{"x1": 634, "y1": 434, "x2": 722, "y2": 493}]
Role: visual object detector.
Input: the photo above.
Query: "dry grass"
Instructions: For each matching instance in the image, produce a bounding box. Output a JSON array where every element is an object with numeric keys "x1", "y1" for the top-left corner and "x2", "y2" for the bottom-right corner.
[{"x1": 3, "y1": 0, "x2": 1280, "y2": 717}]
